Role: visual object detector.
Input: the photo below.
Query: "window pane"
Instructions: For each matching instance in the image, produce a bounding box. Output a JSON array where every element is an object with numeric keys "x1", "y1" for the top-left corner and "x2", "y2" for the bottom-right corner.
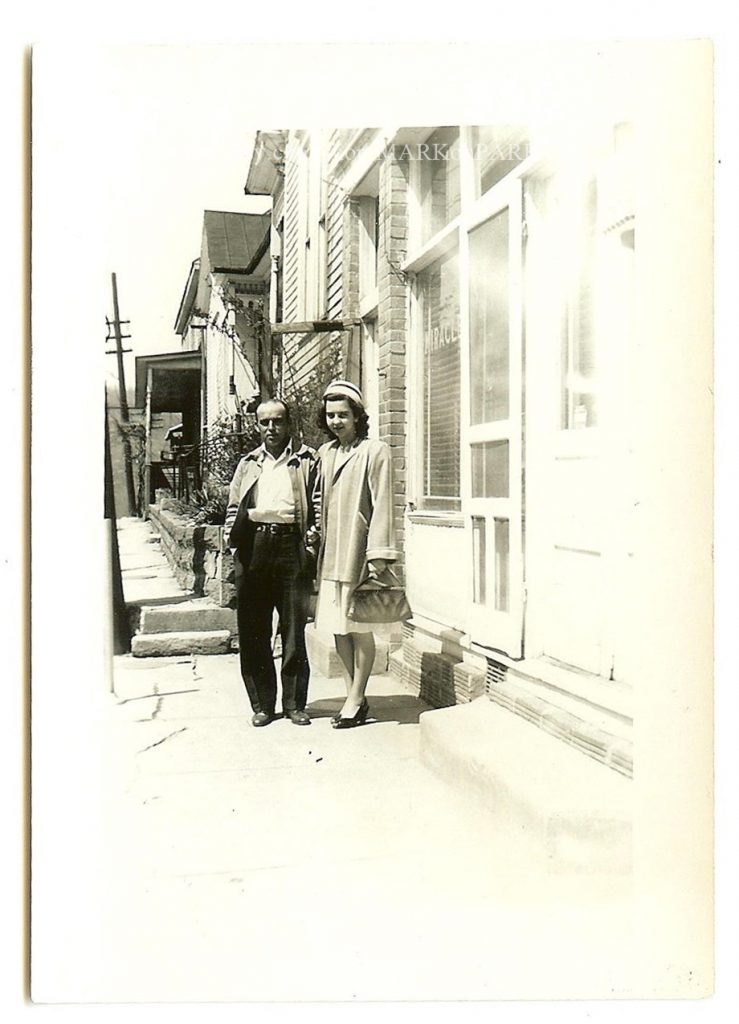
[
  {"x1": 419, "y1": 248, "x2": 460, "y2": 509},
  {"x1": 469, "y1": 209, "x2": 510, "y2": 424},
  {"x1": 472, "y1": 516, "x2": 486, "y2": 605},
  {"x1": 471, "y1": 126, "x2": 529, "y2": 197},
  {"x1": 419, "y1": 128, "x2": 461, "y2": 244},
  {"x1": 562, "y1": 179, "x2": 598, "y2": 429},
  {"x1": 358, "y1": 196, "x2": 378, "y2": 301},
  {"x1": 494, "y1": 518, "x2": 510, "y2": 611},
  {"x1": 471, "y1": 441, "x2": 509, "y2": 498}
]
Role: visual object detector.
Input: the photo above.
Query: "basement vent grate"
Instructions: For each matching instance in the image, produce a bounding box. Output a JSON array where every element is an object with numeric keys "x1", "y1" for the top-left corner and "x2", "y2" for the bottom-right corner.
[{"x1": 486, "y1": 659, "x2": 508, "y2": 689}]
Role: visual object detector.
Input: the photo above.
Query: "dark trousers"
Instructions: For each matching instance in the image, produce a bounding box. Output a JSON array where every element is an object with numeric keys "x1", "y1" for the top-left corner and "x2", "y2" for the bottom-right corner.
[{"x1": 234, "y1": 530, "x2": 311, "y2": 716}]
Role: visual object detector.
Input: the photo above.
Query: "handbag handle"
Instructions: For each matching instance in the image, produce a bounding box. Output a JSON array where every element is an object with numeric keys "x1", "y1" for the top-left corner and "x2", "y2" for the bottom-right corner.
[{"x1": 356, "y1": 565, "x2": 402, "y2": 590}]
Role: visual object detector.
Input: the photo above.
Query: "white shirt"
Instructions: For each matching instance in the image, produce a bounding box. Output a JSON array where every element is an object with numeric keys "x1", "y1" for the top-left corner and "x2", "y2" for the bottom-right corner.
[{"x1": 249, "y1": 443, "x2": 296, "y2": 524}]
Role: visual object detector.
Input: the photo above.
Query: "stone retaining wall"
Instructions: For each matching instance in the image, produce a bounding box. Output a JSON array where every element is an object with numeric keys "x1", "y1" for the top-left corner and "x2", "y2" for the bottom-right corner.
[{"x1": 148, "y1": 498, "x2": 236, "y2": 608}]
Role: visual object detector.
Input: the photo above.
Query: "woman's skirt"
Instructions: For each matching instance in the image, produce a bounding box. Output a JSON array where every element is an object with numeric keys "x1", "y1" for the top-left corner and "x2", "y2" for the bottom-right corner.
[{"x1": 314, "y1": 579, "x2": 377, "y2": 635}]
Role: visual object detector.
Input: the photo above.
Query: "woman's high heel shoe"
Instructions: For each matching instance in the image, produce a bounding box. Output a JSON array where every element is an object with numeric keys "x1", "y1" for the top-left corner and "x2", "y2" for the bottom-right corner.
[
  {"x1": 331, "y1": 697, "x2": 369, "y2": 729},
  {"x1": 331, "y1": 696, "x2": 367, "y2": 725}
]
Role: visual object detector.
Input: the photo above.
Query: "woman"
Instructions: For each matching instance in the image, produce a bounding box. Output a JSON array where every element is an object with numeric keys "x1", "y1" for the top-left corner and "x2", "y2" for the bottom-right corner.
[{"x1": 313, "y1": 380, "x2": 399, "y2": 729}]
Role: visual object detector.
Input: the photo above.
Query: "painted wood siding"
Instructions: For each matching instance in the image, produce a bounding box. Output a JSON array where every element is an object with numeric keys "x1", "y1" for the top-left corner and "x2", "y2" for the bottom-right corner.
[
  {"x1": 284, "y1": 334, "x2": 324, "y2": 393},
  {"x1": 325, "y1": 130, "x2": 345, "y2": 321},
  {"x1": 281, "y1": 130, "x2": 346, "y2": 399},
  {"x1": 282, "y1": 141, "x2": 300, "y2": 325},
  {"x1": 280, "y1": 132, "x2": 304, "y2": 396}
]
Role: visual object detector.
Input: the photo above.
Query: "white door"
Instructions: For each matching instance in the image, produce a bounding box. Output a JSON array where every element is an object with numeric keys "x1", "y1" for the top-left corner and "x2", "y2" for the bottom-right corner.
[
  {"x1": 463, "y1": 179, "x2": 524, "y2": 658},
  {"x1": 525, "y1": 168, "x2": 633, "y2": 681}
]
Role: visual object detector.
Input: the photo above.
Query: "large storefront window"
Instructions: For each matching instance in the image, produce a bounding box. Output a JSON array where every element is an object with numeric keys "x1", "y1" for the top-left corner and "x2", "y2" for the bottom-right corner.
[
  {"x1": 419, "y1": 128, "x2": 461, "y2": 245},
  {"x1": 418, "y1": 247, "x2": 460, "y2": 510}
]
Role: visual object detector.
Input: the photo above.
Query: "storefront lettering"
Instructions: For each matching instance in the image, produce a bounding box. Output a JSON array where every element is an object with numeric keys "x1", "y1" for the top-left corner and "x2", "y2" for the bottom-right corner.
[{"x1": 425, "y1": 318, "x2": 460, "y2": 353}]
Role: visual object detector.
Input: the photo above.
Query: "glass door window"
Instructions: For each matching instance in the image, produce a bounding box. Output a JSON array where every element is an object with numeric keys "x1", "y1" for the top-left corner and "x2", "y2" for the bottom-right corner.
[
  {"x1": 561, "y1": 179, "x2": 598, "y2": 429},
  {"x1": 470, "y1": 208, "x2": 510, "y2": 424}
]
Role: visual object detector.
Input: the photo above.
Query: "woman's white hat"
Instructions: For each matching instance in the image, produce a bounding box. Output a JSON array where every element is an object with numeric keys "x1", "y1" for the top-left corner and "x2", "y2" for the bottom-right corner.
[{"x1": 323, "y1": 379, "x2": 364, "y2": 406}]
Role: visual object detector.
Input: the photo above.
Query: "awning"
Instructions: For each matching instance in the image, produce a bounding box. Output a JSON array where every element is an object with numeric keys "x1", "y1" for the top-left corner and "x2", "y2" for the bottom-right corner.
[{"x1": 134, "y1": 351, "x2": 201, "y2": 412}]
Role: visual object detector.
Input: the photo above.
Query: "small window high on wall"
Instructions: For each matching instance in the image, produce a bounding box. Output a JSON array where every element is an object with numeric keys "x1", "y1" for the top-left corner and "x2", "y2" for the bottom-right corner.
[
  {"x1": 358, "y1": 196, "x2": 379, "y2": 308},
  {"x1": 418, "y1": 127, "x2": 461, "y2": 245},
  {"x1": 470, "y1": 125, "x2": 530, "y2": 198},
  {"x1": 353, "y1": 159, "x2": 380, "y2": 316}
]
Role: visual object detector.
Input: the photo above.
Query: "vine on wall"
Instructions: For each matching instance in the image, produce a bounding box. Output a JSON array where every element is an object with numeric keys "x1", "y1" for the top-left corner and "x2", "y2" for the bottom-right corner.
[{"x1": 281, "y1": 335, "x2": 343, "y2": 450}]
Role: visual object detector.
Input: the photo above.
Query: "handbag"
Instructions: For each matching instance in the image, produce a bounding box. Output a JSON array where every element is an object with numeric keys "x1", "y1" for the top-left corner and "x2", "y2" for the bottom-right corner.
[{"x1": 347, "y1": 566, "x2": 412, "y2": 624}]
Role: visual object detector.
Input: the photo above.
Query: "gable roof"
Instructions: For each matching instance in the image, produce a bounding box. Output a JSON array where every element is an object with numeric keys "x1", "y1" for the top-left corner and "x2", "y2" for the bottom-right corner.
[{"x1": 202, "y1": 210, "x2": 271, "y2": 273}]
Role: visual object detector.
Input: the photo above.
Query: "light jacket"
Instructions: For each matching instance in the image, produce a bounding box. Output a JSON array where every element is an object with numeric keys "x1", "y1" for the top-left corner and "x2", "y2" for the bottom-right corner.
[
  {"x1": 317, "y1": 437, "x2": 399, "y2": 585},
  {"x1": 224, "y1": 443, "x2": 319, "y2": 557}
]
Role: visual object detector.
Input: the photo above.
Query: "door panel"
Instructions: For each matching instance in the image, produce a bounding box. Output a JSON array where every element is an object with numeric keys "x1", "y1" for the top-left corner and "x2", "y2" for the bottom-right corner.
[{"x1": 523, "y1": 169, "x2": 625, "y2": 681}]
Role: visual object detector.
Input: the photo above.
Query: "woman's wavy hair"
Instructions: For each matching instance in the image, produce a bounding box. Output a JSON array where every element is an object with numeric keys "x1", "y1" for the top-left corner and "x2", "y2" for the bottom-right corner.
[{"x1": 317, "y1": 392, "x2": 370, "y2": 440}]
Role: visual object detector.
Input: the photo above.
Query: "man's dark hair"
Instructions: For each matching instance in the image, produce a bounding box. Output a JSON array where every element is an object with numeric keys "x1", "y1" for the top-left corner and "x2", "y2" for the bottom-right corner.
[
  {"x1": 255, "y1": 397, "x2": 291, "y2": 424},
  {"x1": 317, "y1": 393, "x2": 370, "y2": 439}
]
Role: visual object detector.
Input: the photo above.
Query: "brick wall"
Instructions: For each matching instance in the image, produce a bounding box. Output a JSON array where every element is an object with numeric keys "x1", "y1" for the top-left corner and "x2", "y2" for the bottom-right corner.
[
  {"x1": 341, "y1": 195, "x2": 360, "y2": 322},
  {"x1": 377, "y1": 148, "x2": 410, "y2": 576}
]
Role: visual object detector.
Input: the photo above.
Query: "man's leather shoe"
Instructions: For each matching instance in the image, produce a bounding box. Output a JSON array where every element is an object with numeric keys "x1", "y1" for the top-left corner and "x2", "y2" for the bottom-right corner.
[
  {"x1": 286, "y1": 709, "x2": 311, "y2": 726},
  {"x1": 251, "y1": 712, "x2": 272, "y2": 727}
]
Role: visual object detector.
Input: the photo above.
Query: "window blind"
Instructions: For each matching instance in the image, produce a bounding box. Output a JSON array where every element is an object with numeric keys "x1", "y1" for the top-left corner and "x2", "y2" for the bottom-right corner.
[{"x1": 418, "y1": 248, "x2": 461, "y2": 509}]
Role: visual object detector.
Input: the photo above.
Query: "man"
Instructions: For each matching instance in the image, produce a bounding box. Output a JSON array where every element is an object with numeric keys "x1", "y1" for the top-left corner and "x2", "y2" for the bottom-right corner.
[{"x1": 224, "y1": 399, "x2": 318, "y2": 727}]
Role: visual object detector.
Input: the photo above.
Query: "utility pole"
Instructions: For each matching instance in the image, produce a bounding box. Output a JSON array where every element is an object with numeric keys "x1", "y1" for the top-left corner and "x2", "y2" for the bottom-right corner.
[
  {"x1": 106, "y1": 272, "x2": 137, "y2": 515},
  {"x1": 104, "y1": 390, "x2": 131, "y2": 672}
]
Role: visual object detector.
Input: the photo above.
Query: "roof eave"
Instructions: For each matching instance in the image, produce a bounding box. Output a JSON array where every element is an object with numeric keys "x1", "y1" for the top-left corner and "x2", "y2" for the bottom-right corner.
[
  {"x1": 174, "y1": 259, "x2": 201, "y2": 335},
  {"x1": 244, "y1": 130, "x2": 287, "y2": 195}
]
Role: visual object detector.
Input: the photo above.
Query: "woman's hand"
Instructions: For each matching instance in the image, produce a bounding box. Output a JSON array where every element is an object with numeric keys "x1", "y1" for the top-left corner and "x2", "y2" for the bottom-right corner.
[{"x1": 368, "y1": 558, "x2": 388, "y2": 577}]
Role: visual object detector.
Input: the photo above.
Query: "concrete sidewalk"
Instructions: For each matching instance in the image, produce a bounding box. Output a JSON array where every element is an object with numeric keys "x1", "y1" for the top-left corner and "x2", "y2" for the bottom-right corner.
[
  {"x1": 28, "y1": 635, "x2": 636, "y2": 1003},
  {"x1": 117, "y1": 515, "x2": 194, "y2": 608},
  {"x1": 30, "y1": 515, "x2": 637, "y2": 1001}
]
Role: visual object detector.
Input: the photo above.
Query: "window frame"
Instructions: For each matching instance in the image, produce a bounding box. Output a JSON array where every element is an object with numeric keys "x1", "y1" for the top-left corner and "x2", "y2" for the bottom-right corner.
[{"x1": 406, "y1": 126, "x2": 530, "y2": 655}]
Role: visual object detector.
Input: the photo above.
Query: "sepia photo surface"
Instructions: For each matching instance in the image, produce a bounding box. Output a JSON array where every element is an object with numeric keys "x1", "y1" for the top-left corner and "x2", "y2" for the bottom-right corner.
[{"x1": 30, "y1": 40, "x2": 714, "y2": 1003}]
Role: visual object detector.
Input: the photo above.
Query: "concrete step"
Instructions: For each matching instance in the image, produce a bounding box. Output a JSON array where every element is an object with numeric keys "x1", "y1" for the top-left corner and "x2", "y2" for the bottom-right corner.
[
  {"x1": 131, "y1": 630, "x2": 231, "y2": 658},
  {"x1": 420, "y1": 697, "x2": 632, "y2": 874},
  {"x1": 305, "y1": 623, "x2": 388, "y2": 677},
  {"x1": 138, "y1": 602, "x2": 236, "y2": 635}
]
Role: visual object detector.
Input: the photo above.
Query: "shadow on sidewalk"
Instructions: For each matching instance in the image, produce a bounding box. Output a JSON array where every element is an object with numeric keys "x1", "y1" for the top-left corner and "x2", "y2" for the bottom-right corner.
[{"x1": 307, "y1": 693, "x2": 430, "y2": 726}]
